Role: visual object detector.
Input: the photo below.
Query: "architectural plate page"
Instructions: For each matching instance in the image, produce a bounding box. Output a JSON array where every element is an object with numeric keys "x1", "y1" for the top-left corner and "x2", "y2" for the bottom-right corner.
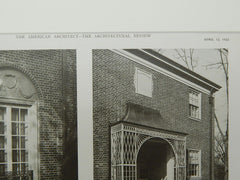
[{"x1": 0, "y1": 32, "x2": 238, "y2": 180}]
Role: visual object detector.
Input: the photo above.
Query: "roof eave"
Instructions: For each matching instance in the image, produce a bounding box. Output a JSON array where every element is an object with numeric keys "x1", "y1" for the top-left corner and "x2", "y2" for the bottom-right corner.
[{"x1": 124, "y1": 49, "x2": 221, "y2": 93}]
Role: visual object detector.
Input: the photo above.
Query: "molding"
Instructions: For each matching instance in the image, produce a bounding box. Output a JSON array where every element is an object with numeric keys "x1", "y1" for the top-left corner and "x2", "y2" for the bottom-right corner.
[
  {"x1": 141, "y1": 49, "x2": 220, "y2": 90},
  {"x1": 111, "y1": 121, "x2": 188, "y2": 138},
  {"x1": 111, "y1": 49, "x2": 213, "y2": 95},
  {"x1": 134, "y1": 67, "x2": 153, "y2": 98},
  {"x1": 189, "y1": 117, "x2": 201, "y2": 122},
  {"x1": 187, "y1": 149, "x2": 202, "y2": 178},
  {"x1": 0, "y1": 96, "x2": 35, "y2": 106},
  {"x1": 0, "y1": 63, "x2": 42, "y2": 100}
]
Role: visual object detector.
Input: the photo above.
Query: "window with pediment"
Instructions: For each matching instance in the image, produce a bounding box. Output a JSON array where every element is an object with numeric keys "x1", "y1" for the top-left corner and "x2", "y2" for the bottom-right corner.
[{"x1": 0, "y1": 68, "x2": 38, "y2": 179}]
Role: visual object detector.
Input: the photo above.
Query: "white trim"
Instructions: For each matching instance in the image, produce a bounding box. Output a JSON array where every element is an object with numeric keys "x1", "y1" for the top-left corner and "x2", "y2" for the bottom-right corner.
[
  {"x1": 189, "y1": 117, "x2": 201, "y2": 122},
  {"x1": 6, "y1": 107, "x2": 12, "y2": 171},
  {"x1": 187, "y1": 149, "x2": 201, "y2": 178},
  {"x1": 134, "y1": 67, "x2": 153, "y2": 98},
  {"x1": 0, "y1": 103, "x2": 38, "y2": 179},
  {"x1": 111, "y1": 49, "x2": 213, "y2": 95},
  {"x1": 140, "y1": 49, "x2": 220, "y2": 91},
  {"x1": 189, "y1": 89, "x2": 202, "y2": 120},
  {"x1": 198, "y1": 92, "x2": 202, "y2": 119},
  {"x1": 187, "y1": 148, "x2": 202, "y2": 151},
  {"x1": 0, "y1": 97, "x2": 35, "y2": 106}
]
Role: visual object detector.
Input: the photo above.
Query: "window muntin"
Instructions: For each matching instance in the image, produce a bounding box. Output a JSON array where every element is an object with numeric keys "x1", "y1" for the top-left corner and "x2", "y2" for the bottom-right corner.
[
  {"x1": 11, "y1": 108, "x2": 28, "y2": 174},
  {"x1": 189, "y1": 90, "x2": 201, "y2": 119},
  {"x1": 0, "y1": 107, "x2": 6, "y2": 175},
  {"x1": 135, "y1": 68, "x2": 153, "y2": 97},
  {"x1": 0, "y1": 105, "x2": 32, "y2": 177},
  {"x1": 0, "y1": 69, "x2": 38, "y2": 179},
  {"x1": 188, "y1": 149, "x2": 201, "y2": 177}
]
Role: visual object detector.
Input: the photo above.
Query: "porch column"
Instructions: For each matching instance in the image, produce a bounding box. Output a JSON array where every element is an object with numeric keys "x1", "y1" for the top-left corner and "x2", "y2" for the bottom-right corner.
[{"x1": 167, "y1": 146, "x2": 175, "y2": 180}]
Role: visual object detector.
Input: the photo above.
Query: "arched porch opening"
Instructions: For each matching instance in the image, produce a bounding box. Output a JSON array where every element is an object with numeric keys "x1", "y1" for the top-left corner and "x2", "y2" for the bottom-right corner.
[
  {"x1": 137, "y1": 138, "x2": 175, "y2": 180},
  {"x1": 111, "y1": 121, "x2": 187, "y2": 180}
]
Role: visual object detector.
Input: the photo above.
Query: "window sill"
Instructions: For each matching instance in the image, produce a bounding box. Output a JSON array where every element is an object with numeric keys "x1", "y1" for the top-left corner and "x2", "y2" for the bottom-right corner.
[
  {"x1": 188, "y1": 176, "x2": 201, "y2": 180},
  {"x1": 135, "y1": 92, "x2": 152, "y2": 98},
  {"x1": 189, "y1": 116, "x2": 201, "y2": 122}
]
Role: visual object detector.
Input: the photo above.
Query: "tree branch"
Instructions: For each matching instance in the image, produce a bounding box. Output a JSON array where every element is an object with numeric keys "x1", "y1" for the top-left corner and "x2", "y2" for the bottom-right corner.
[{"x1": 215, "y1": 112, "x2": 225, "y2": 141}]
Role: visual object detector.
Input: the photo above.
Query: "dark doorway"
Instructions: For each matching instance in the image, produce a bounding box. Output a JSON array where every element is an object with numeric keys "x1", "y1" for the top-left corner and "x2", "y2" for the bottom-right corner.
[{"x1": 137, "y1": 138, "x2": 175, "y2": 180}]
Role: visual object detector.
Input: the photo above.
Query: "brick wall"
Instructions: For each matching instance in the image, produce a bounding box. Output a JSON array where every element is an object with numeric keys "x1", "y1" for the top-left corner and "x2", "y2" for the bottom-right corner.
[
  {"x1": 93, "y1": 49, "x2": 212, "y2": 180},
  {"x1": 0, "y1": 50, "x2": 77, "y2": 180}
]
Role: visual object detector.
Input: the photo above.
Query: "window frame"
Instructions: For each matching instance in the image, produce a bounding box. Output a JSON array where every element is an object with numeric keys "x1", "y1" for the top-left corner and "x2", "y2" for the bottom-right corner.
[
  {"x1": 0, "y1": 103, "x2": 32, "y2": 177},
  {"x1": 11, "y1": 107, "x2": 28, "y2": 174},
  {"x1": 187, "y1": 149, "x2": 201, "y2": 178},
  {"x1": 134, "y1": 67, "x2": 153, "y2": 98},
  {"x1": 189, "y1": 88, "x2": 202, "y2": 121},
  {"x1": 0, "y1": 106, "x2": 6, "y2": 175}
]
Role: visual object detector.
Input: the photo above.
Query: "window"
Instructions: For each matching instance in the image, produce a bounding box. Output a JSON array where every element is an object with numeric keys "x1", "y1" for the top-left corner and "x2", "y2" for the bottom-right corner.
[
  {"x1": 134, "y1": 68, "x2": 153, "y2": 97},
  {"x1": 11, "y1": 108, "x2": 28, "y2": 175},
  {"x1": 0, "y1": 69, "x2": 38, "y2": 179},
  {"x1": 189, "y1": 90, "x2": 201, "y2": 119},
  {"x1": 188, "y1": 149, "x2": 201, "y2": 177},
  {"x1": 0, "y1": 105, "x2": 35, "y2": 179},
  {"x1": 0, "y1": 107, "x2": 6, "y2": 175}
]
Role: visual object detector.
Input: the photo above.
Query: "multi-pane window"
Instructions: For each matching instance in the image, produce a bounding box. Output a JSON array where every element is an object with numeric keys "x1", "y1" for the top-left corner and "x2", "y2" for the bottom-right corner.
[
  {"x1": 0, "y1": 106, "x2": 29, "y2": 178},
  {"x1": 189, "y1": 90, "x2": 201, "y2": 119},
  {"x1": 11, "y1": 108, "x2": 28, "y2": 175},
  {"x1": 0, "y1": 107, "x2": 6, "y2": 175},
  {"x1": 188, "y1": 149, "x2": 201, "y2": 177}
]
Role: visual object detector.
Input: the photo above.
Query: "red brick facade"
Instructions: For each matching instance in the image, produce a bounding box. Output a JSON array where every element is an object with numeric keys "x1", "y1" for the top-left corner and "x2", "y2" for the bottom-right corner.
[
  {"x1": 93, "y1": 49, "x2": 216, "y2": 180},
  {"x1": 0, "y1": 50, "x2": 77, "y2": 180}
]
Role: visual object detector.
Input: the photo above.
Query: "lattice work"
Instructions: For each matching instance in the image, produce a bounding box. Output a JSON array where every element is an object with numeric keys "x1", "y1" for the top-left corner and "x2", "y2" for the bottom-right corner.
[
  {"x1": 111, "y1": 123, "x2": 122, "y2": 133},
  {"x1": 136, "y1": 134, "x2": 152, "y2": 153},
  {"x1": 174, "y1": 167, "x2": 177, "y2": 180},
  {"x1": 173, "y1": 140, "x2": 186, "y2": 167},
  {"x1": 176, "y1": 167, "x2": 186, "y2": 180},
  {"x1": 174, "y1": 166, "x2": 186, "y2": 180},
  {"x1": 123, "y1": 131, "x2": 135, "y2": 165},
  {"x1": 136, "y1": 128, "x2": 185, "y2": 141},
  {"x1": 111, "y1": 131, "x2": 122, "y2": 165},
  {"x1": 111, "y1": 166, "x2": 122, "y2": 180},
  {"x1": 169, "y1": 138, "x2": 186, "y2": 180},
  {"x1": 123, "y1": 125, "x2": 135, "y2": 132},
  {"x1": 123, "y1": 166, "x2": 135, "y2": 180},
  {"x1": 111, "y1": 123, "x2": 187, "y2": 180}
]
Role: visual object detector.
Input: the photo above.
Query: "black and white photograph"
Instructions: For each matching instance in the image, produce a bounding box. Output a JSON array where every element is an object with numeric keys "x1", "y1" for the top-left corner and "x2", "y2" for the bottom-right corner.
[
  {"x1": 92, "y1": 49, "x2": 228, "y2": 180},
  {"x1": 0, "y1": 50, "x2": 78, "y2": 179},
  {"x1": 0, "y1": 32, "x2": 237, "y2": 180},
  {"x1": 0, "y1": 0, "x2": 239, "y2": 179}
]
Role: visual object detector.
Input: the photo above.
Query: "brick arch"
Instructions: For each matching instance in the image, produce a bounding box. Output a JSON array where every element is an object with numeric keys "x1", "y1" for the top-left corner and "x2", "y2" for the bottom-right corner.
[
  {"x1": 0, "y1": 62, "x2": 40, "y2": 179},
  {"x1": 0, "y1": 62, "x2": 43, "y2": 100}
]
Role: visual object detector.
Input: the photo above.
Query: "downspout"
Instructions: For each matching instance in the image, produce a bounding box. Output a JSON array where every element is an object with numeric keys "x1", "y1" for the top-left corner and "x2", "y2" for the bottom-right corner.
[{"x1": 209, "y1": 88, "x2": 215, "y2": 180}]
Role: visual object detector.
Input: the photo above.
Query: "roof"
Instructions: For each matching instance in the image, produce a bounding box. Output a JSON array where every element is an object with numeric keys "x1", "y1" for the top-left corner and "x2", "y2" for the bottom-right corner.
[{"x1": 124, "y1": 49, "x2": 221, "y2": 93}]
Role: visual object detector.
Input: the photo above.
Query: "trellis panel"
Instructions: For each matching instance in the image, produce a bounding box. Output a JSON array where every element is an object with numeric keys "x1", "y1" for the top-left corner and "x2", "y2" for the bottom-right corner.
[{"x1": 111, "y1": 123, "x2": 187, "y2": 180}]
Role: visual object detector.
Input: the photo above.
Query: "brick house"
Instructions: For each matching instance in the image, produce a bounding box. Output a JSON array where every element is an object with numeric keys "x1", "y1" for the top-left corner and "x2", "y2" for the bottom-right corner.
[
  {"x1": 93, "y1": 49, "x2": 221, "y2": 180},
  {"x1": 0, "y1": 50, "x2": 77, "y2": 179}
]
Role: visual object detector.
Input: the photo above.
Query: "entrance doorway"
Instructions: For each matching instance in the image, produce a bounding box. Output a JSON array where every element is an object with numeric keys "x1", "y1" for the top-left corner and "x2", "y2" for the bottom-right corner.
[
  {"x1": 111, "y1": 122, "x2": 186, "y2": 180},
  {"x1": 137, "y1": 138, "x2": 175, "y2": 180}
]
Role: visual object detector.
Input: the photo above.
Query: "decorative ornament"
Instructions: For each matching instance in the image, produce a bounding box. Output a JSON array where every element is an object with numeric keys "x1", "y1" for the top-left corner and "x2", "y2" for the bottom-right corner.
[{"x1": 3, "y1": 74, "x2": 17, "y2": 89}]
